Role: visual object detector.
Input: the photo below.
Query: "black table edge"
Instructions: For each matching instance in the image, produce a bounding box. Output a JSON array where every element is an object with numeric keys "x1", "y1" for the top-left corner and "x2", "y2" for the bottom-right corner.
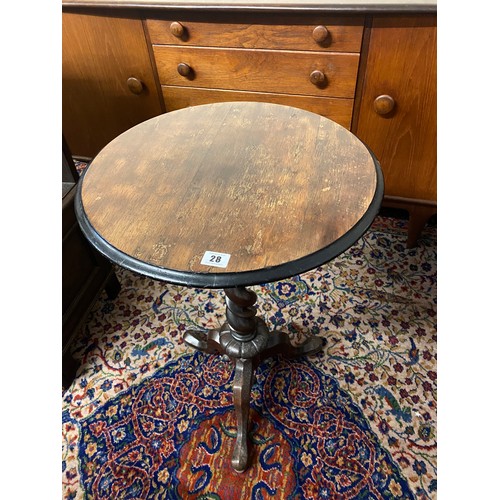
[{"x1": 74, "y1": 148, "x2": 384, "y2": 289}]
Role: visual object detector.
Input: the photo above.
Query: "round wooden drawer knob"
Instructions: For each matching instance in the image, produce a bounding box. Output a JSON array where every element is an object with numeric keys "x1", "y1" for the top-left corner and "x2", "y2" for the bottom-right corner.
[
  {"x1": 310, "y1": 70, "x2": 326, "y2": 86},
  {"x1": 170, "y1": 22, "x2": 185, "y2": 38},
  {"x1": 373, "y1": 94, "x2": 395, "y2": 115},
  {"x1": 312, "y1": 25, "x2": 329, "y2": 43},
  {"x1": 127, "y1": 77, "x2": 144, "y2": 95},
  {"x1": 177, "y1": 62, "x2": 192, "y2": 77}
]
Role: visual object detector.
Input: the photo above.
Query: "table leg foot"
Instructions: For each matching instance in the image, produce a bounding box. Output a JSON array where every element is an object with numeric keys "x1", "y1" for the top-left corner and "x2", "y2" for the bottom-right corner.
[
  {"x1": 183, "y1": 329, "x2": 222, "y2": 355},
  {"x1": 259, "y1": 329, "x2": 324, "y2": 362}
]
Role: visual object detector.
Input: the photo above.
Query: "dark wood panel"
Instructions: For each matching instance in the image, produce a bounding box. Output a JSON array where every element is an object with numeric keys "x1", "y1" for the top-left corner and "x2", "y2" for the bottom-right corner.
[
  {"x1": 62, "y1": 183, "x2": 119, "y2": 387},
  {"x1": 62, "y1": 222, "x2": 102, "y2": 313}
]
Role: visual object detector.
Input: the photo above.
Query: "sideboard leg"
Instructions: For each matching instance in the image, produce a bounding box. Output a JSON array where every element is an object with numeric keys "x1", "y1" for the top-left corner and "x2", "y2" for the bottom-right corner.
[
  {"x1": 407, "y1": 205, "x2": 436, "y2": 249},
  {"x1": 104, "y1": 270, "x2": 121, "y2": 300}
]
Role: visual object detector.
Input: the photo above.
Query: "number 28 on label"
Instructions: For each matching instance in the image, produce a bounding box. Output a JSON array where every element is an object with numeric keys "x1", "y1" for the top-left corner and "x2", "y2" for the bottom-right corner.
[{"x1": 200, "y1": 251, "x2": 231, "y2": 268}]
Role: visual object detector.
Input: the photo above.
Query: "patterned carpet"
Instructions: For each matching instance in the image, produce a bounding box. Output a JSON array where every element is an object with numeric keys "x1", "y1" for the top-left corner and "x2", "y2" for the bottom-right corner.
[{"x1": 62, "y1": 212, "x2": 437, "y2": 499}]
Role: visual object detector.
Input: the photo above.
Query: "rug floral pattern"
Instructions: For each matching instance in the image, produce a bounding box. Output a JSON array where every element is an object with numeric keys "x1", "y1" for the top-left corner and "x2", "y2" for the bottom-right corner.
[{"x1": 62, "y1": 215, "x2": 437, "y2": 499}]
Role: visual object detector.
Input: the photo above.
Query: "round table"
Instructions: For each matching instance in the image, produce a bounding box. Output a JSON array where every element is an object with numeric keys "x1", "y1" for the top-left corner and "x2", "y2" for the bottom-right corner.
[{"x1": 75, "y1": 102, "x2": 384, "y2": 472}]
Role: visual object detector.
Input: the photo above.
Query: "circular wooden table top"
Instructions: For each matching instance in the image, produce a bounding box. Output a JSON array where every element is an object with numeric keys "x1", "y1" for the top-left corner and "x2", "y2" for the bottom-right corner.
[{"x1": 75, "y1": 102, "x2": 383, "y2": 288}]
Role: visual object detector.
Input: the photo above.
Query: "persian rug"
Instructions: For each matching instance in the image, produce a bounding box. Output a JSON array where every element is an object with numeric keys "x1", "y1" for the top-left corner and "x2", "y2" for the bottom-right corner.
[{"x1": 62, "y1": 207, "x2": 437, "y2": 499}]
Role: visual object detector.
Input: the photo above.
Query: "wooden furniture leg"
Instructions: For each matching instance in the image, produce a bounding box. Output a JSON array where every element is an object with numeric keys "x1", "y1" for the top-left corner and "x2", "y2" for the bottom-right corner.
[
  {"x1": 104, "y1": 271, "x2": 121, "y2": 299},
  {"x1": 232, "y1": 358, "x2": 254, "y2": 472},
  {"x1": 382, "y1": 197, "x2": 436, "y2": 249},
  {"x1": 183, "y1": 286, "x2": 323, "y2": 472},
  {"x1": 407, "y1": 205, "x2": 437, "y2": 249}
]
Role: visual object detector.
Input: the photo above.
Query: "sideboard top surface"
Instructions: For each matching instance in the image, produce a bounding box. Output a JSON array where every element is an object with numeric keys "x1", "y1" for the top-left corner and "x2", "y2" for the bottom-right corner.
[{"x1": 62, "y1": 0, "x2": 437, "y2": 13}]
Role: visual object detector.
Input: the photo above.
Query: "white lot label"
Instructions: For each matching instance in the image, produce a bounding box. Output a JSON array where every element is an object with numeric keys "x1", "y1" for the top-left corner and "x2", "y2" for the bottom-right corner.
[{"x1": 200, "y1": 251, "x2": 231, "y2": 268}]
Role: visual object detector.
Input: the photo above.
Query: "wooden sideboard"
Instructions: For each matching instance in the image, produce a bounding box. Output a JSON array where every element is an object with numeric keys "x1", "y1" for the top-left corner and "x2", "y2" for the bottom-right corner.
[{"x1": 62, "y1": 4, "x2": 436, "y2": 246}]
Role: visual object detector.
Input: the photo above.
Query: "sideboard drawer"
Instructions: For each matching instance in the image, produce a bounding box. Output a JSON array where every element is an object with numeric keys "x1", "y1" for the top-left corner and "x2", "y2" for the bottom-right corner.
[
  {"x1": 147, "y1": 18, "x2": 364, "y2": 52},
  {"x1": 162, "y1": 86, "x2": 354, "y2": 129},
  {"x1": 153, "y1": 45, "x2": 360, "y2": 98}
]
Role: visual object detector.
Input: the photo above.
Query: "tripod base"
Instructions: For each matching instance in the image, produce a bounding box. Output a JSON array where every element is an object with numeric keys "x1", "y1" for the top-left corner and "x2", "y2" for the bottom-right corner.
[{"x1": 184, "y1": 313, "x2": 323, "y2": 472}]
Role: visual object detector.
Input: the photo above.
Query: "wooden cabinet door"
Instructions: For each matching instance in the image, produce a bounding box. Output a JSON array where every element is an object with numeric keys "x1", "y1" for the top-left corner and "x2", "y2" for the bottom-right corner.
[
  {"x1": 354, "y1": 15, "x2": 437, "y2": 202},
  {"x1": 63, "y1": 13, "x2": 164, "y2": 158}
]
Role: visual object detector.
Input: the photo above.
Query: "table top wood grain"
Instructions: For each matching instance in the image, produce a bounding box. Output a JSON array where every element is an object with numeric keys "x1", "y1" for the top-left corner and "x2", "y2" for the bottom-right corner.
[{"x1": 76, "y1": 102, "x2": 383, "y2": 287}]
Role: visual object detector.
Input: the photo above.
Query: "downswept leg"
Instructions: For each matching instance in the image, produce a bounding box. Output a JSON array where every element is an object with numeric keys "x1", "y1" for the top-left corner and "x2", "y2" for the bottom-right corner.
[{"x1": 231, "y1": 357, "x2": 254, "y2": 472}]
